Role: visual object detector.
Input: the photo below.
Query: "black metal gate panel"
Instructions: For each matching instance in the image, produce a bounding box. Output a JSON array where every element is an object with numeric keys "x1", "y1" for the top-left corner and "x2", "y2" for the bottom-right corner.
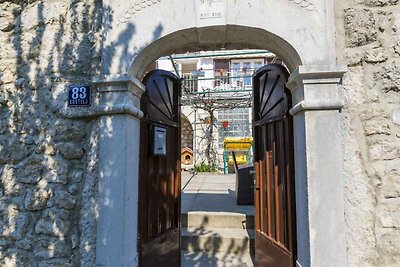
[
  {"x1": 138, "y1": 70, "x2": 181, "y2": 267},
  {"x1": 253, "y1": 64, "x2": 297, "y2": 267}
]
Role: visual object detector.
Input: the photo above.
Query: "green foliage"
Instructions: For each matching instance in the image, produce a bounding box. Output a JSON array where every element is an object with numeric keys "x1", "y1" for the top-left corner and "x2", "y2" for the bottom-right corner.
[{"x1": 195, "y1": 162, "x2": 217, "y2": 173}]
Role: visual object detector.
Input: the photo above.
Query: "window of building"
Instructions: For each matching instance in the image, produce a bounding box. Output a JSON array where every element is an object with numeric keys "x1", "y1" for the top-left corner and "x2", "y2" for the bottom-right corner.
[
  {"x1": 214, "y1": 59, "x2": 230, "y2": 88},
  {"x1": 230, "y1": 59, "x2": 265, "y2": 90},
  {"x1": 181, "y1": 62, "x2": 198, "y2": 93},
  {"x1": 254, "y1": 61, "x2": 263, "y2": 71},
  {"x1": 243, "y1": 62, "x2": 252, "y2": 87},
  {"x1": 217, "y1": 108, "x2": 252, "y2": 149}
]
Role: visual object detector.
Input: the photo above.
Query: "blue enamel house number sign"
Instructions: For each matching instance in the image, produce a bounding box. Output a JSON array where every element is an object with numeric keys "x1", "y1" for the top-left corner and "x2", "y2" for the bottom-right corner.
[{"x1": 68, "y1": 85, "x2": 91, "y2": 106}]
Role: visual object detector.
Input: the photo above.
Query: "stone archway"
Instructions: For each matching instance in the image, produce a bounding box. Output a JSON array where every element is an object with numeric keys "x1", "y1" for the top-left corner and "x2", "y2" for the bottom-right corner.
[
  {"x1": 93, "y1": 1, "x2": 347, "y2": 267},
  {"x1": 129, "y1": 25, "x2": 303, "y2": 79},
  {"x1": 181, "y1": 114, "x2": 193, "y2": 151},
  {"x1": 181, "y1": 113, "x2": 194, "y2": 168}
]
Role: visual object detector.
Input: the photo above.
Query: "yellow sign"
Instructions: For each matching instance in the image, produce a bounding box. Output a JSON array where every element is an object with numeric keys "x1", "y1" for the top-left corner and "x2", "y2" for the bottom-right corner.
[
  {"x1": 224, "y1": 137, "x2": 253, "y2": 151},
  {"x1": 228, "y1": 154, "x2": 248, "y2": 165}
]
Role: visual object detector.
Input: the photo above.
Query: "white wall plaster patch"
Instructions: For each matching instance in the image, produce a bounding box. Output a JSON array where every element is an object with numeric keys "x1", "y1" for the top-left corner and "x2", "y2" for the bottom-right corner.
[
  {"x1": 288, "y1": 0, "x2": 314, "y2": 11},
  {"x1": 118, "y1": 0, "x2": 162, "y2": 25}
]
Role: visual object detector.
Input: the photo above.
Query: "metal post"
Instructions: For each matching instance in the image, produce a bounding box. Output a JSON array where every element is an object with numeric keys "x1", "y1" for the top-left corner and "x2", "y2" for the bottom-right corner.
[
  {"x1": 223, "y1": 149, "x2": 227, "y2": 174},
  {"x1": 193, "y1": 107, "x2": 197, "y2": 172}
]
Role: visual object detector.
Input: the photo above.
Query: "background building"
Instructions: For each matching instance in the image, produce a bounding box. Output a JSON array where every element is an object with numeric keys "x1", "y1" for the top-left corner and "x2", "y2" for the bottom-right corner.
[{"x1": 157, "y1": 50, "x2": 283, "y2": 170}]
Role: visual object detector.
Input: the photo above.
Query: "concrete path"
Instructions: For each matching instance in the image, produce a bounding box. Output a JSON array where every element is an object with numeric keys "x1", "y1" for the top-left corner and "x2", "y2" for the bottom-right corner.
[
  {"x1": 181, "y1": 172, "x2": 254, "y2": 215},
  {"x1": 181, "y1": 250, "x2": 254, "y2": 267},
  {"x1": 181, "y1": 172, "x2": 255, "y2": 267}
]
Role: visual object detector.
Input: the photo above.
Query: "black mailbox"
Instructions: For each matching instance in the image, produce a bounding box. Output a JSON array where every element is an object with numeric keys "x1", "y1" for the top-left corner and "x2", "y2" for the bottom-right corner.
[{"x1": 151, "y1": 124, "x2": 167, "y2": 156}]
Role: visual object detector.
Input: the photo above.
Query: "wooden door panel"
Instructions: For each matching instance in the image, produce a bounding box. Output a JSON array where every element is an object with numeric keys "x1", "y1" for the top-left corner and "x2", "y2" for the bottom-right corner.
[
  {"x1": 256, "y1": 231, "x2": 293, "y2": 267},
  {"x1": 253, "y1": 64, "x2": 296, "y2": 267},
  {"x1": 139, "y1": 70, "x2": 181, "y2": 267}
]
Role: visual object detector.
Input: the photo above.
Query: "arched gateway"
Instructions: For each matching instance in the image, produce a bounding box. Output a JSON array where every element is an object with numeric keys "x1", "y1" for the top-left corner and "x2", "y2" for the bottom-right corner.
[{"x1": 92, "y1": 1, "x2": 347, "y2": 266}]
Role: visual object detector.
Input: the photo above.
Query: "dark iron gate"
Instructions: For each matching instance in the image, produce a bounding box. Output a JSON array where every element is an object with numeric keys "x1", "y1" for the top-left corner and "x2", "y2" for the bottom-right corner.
[
  {"x1": 253, "y1": 64, "x2": 297, "y2": 267},
  {"x1": 138, "y1": 70, "x2": 181, "y2": 267}
]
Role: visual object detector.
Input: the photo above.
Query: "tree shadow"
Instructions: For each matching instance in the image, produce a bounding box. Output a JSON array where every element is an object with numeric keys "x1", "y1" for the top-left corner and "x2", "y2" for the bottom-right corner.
[
  {"x1": 181, "y1": 213, "x2": 255, "y2": 267},
  {"x1": 0, "y1": 1, "x2": 163, "y2": 266},
  {"x1": 181, "y1": 174, "x2": 255, "y2": 266}
]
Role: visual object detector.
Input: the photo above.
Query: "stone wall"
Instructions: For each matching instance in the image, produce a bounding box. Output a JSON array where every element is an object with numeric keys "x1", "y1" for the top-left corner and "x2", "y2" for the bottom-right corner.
[
  {"x1": 0, "y1": 0, "x2": 102, "y2": 266},
  {"x1": 335, "y1": 1, "x2": 400, "y2": 266},
  {"x1": 181, "y1": 114, "x2": 193, "y2": 150}
]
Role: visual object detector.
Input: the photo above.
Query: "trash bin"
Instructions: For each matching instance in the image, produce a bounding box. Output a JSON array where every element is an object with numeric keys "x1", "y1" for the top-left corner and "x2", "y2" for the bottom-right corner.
[{"x1": 232, "y1": 151, "x2": 254, "y2": 205}]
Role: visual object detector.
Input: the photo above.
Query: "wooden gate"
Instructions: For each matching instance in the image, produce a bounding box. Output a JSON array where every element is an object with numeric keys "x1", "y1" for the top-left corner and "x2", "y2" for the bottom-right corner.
[
  {"x1": 138, "y1": 70, "x2": 181, "y2": 267},
  {"x1": 253, "y1": 64, "x2": 297, "y2": 267}
]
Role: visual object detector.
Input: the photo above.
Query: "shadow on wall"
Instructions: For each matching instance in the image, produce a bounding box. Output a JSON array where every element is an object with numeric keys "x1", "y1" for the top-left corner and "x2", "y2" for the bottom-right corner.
[
  {"x1": 0, "y1": 1, "x2": 102, "y2": 266},
  {"x1": 0, "y1": 1, "x2": 162, "y2": 266},
  {"x1": 101, "y1": 18, "x2": 164, "y2": 75}
]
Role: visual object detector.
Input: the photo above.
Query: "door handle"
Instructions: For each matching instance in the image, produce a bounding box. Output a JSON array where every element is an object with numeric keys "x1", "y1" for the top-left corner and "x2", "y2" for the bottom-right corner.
[{"x1": 254, "y1": 179, "x2": 260, "y2": 190}]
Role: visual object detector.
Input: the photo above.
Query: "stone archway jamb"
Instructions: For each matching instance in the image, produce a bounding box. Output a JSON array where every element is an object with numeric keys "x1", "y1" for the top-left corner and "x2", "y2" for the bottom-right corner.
[
  {"x1": 286, "y1": 64, "x2": 348, "y2": 267},
  {"x1": 56, "y1": 75, "x2": 144, "y2": 266},
  {"x1": 91, "y1": 75, "x2": 145, "y2": 267},
  {"x1": 93, "y1": 75, "x2": 145, "y2": 119}
]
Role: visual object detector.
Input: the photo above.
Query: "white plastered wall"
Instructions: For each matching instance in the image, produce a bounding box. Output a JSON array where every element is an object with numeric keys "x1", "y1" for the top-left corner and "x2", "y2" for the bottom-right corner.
[{"x1": 94, "y1": 1, "x2": 347, "y2": 267}]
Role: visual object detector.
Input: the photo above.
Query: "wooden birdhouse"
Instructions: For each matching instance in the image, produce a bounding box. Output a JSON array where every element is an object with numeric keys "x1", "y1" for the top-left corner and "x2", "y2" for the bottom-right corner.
[{"x1": 181, "y1": 147, "x2": 193, "y2": 165}]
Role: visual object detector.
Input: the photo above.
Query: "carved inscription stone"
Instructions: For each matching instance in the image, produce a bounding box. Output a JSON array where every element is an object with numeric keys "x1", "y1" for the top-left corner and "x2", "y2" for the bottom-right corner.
[
  {"x1": 118, "y1": 0, "x2": 313, "y2": 27},
  {"x1": 119, "y1": 0, "x2": 162, "y2": 25},
  {"x1": 288, "y1": 0, "x2": 314, "y2": 11},
  {"x1": 195, "y1": 0, "x2": 227, "y2": 27},
  {"x1": 198, "y1": 0, "x2": 224, "y2": 19}
]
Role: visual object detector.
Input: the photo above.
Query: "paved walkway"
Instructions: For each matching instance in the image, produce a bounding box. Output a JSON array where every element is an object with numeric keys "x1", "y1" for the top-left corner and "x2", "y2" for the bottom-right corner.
[
  {"x1": 181, "y1": 172, "x2": 255, "y2": 267},
  {"x1": 181, "y1": 251, "x2": 254, "y2": 267},
  {"x1": 181, "y1": 172, "x2": 254, "y2": 215}
]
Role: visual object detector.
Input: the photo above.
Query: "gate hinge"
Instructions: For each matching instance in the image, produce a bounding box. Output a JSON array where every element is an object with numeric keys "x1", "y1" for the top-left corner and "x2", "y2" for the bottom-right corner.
[{"x1": 137, "y1": 234, "x2": 142, "y2": 253}]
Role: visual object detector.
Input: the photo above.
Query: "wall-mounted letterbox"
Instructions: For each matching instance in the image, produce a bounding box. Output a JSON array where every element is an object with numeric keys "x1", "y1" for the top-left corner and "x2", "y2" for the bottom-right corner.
[{"x1": 151, "y1": 125, "x2": 167, "y2": 156}]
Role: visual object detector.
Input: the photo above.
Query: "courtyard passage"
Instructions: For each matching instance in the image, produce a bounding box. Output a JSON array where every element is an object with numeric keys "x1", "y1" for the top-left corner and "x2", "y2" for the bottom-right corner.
[{"x1": 181, "y1": 172, "x2": 255, "y2": 267}]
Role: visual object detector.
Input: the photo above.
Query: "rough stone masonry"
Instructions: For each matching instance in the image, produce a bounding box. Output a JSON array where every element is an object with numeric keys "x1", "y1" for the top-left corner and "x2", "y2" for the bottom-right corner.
[
  {"x1": 0, "y1": 0, "x2": 399, "y2": 266},
  {"x1": 336, "y1": 1, "x2": 400, "y2": 266},
  {"x1": 0, "y1": 0, "x2": 102, "y2": 266}
]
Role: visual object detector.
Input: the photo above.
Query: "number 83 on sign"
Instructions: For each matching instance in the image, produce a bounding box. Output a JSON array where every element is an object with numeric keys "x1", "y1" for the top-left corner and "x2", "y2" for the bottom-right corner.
[{"x1": 68, "y1": 85, "x2": 91, "y2": 106}]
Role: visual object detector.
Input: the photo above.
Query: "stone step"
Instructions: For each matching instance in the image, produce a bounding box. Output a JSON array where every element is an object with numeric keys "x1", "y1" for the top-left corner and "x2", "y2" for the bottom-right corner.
[
  {"x1": 181, "y1": 250, "x2": 255, "y2": 267},
  {"x1": 182, "y1": 211, "x2": 255, "y2": 229},
  {"x1": 181, "y1": 227, "x2": 255, "y2": 255}
]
